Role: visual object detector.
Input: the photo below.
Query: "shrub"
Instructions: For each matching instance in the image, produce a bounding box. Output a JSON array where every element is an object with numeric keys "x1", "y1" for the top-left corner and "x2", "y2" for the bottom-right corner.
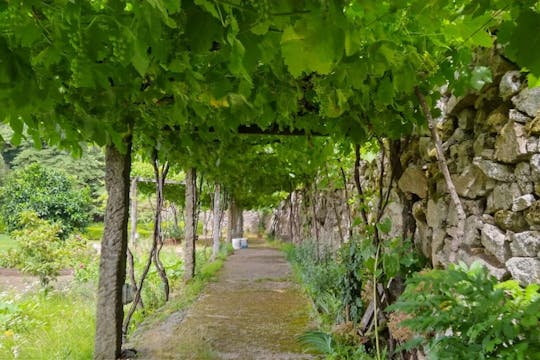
[
  {"x1": 0, "y1": 212, "x2": 91, "y2": 286},
  {"x1": 0, "y1": 163, "x2": 91, "y2": 235},
  {"x1": 388, "y1": 262, "x2": 540, "y2": 359}
]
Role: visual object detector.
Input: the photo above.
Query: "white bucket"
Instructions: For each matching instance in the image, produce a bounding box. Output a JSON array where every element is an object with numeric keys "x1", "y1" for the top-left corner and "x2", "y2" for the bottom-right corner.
[
  {"x1": 232, "y1": 238, "x2": 242, "y2": 250},
  {"x1": 240, "y1": 238, "x2": 248, "y2": 249}
]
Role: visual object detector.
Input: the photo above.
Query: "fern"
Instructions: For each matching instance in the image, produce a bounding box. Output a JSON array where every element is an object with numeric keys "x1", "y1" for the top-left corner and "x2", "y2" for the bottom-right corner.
[{"x1": 297, "y1": 331, "x2": 335, "y2": 354}]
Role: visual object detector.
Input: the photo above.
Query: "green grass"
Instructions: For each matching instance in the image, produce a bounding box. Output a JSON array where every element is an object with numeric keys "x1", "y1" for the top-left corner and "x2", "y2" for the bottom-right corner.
[
  {"x1": 84, "y1": 222, "x2": 154, "y2": 241},
  {"x1": 0, "y1": 285, "x2": 96, "y2": 360},
  {"x1": 0, "y1": 241, "x2": 231, "y2": 359},
  {"x1": 0, "y1": 233, "x2": 17, "y2": 251}
]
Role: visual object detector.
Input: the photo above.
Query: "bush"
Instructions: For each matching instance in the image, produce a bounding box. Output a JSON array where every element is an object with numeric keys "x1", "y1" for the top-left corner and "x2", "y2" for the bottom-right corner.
[
  {"x1": 0, "y1": 212, "x2": 90, "y2": 286},
  {"x1": 0, "y1": 163, "x2": 91, "y2": 235},
  {"x1": 388, "y1": 262, "x2": 540, "y2": 359}
]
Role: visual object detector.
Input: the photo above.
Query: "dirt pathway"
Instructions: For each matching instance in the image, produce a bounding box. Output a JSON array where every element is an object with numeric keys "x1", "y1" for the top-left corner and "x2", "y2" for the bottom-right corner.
[
  {"x1": 132, "y1": 241, "x2": 315, "y2": 359},
  {"x1": 0, "y1": 267, "x2": 73, "y2": 293}
]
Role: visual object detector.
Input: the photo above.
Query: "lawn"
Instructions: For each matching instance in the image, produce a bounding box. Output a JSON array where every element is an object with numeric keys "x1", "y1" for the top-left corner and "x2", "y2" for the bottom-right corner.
[{"x1": 0, "y1": 233, "x2": 16, "y2": 252}]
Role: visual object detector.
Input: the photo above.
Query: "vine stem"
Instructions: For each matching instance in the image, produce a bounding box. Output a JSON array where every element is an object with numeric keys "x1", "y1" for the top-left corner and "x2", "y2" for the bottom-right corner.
[
  {"x1": 354, "y1": 144, "x2": 369, "y2": 224},
  {"x1": 373, "y1": 243, "x2": 381, "y2": 360},
  {"x1": 415, "y1": 87, "x2": 465, "y2": 259}
]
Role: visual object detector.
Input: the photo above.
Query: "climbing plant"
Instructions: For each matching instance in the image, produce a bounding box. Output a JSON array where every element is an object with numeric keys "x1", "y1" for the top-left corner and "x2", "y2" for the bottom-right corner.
[{"x1": 2, "y1": 0, "x2": 540, "y2": 358}]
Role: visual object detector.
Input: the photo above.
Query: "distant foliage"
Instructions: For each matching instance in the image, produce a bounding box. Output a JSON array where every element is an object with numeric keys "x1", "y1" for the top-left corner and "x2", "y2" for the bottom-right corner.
[
  {"x1": 10, "y1": 145, "x2": 105, "y2": 218},
  {"x1": 0, "y1": 163, "x2": 91, "y2": 235},
  {"x1": 0, "y1": 212, "x2": 89, "y2": 286},
  {"x1": 388, "y1": 262, "x2": 540, "y2": 359}
]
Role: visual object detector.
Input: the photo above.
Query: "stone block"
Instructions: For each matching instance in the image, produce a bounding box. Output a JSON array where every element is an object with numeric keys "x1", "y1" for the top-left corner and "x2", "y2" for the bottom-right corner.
[
  {"x1": 463, "y1": 199, "x2": 485, "y2": 216},
  {"x1": 398, "y1": 167, "x2": 428, "y2": 199},
  {"x1": 515, "y1": 162, "x2": 533, "y2": 194},
  {"x1": 486, "y1": 183, "x2": 521, "y2": 213},
  {"x1": 512, "y1": 194, "x2": 536, "y2": 212},
  {"x1": 494, "y1": 210, "x2": 528, "y2": 232},
  {"x1": 426, "y1": 199, "x2": 448, "y2": 229},
  {"x1": 473, "y1": 157, "x2": 515, "y2": 182},
  {"x1": 473, "y1": 133, "x2": 487, "y2": 156},
  {"x1": 486, "y1": 105, "x2": 509, "y2": 133},
  {"x1": 458, "y1": 250, "x2": 509, "y2": 280},
  {"x1": 531, "y1": 154, "x2": 540, "y2": 181},
  {"x1": 509, "y1": 231, "x2": 540, "y2": 257},
  {"x1": 526, "y1": 137, "x2": 539, "y2": 154},
  {"x1": 452, "y1": 165, "x2": 487, "y2": 199},
  {"x1": 463, "y1": 215, "x2": 482, "y2": 246},
  {"x1": 506, "y1": 257, "x2": 540, "y2": 285},
  {"x1": 481, "y1": 223, "x2": 511, "y2": 263},
  {"x1": 494, "y1": 121, "x2": 528, "y2": 163},
  {"x1": 431, "y1": 228, "x2": 447, "y2": 267},
  {"x1": 525, "y1": 201, "x2": 540, "y2": 226},
  {"x1": 512, "y1": 87, "x2": 540, "y2": 117},
  {"x1": 509, "y1": 109, "x2": 531, "y2": 124}
]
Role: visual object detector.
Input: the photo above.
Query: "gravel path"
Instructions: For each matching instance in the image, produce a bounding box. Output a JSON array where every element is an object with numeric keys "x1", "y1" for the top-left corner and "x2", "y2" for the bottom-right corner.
[{"x1": 132, "y1": 241, "x2": 315, "y2": 359}]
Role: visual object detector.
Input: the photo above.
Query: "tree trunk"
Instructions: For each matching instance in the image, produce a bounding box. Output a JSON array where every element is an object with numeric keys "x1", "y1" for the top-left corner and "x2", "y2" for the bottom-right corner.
[
  {"x1": 232, "y1": 199, "x2": 243, "y2": 238},
  {"x1": 184, "y1": 168, "x2": 197, "y2": 281},
  {"x1": 129, "y1": 177, "x2": 138, "y2": 246},
  {"x1": 171, "y1": 203, "x2": 179, "y2": 238},
  {"x1": 309, "y1": 185, "x2": 320, "y2": 262},
  {"x1": 94, "y1": 141, "x2": 131, "y2": 360},
  {"x1": 226, "y1": 194, "x2": 233, "y2": 243},
  {"x1": 211, "y1": 183, "x2": 221, "y2": 261},
  {"x1": 228, "y1": 196, "x2": 243, "y2": 239},
  {"x1": 288, "y1": 195, "x2": 294, "y2": 242}
]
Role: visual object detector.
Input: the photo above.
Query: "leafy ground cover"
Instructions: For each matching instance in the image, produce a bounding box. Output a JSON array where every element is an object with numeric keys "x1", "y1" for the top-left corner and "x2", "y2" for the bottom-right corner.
[
  {"x1": 283, "y1": 238, "x2": 540, "y2": 360},
  {"x1": 0, "y1": 234, "x2": 15, "y2": 251}
]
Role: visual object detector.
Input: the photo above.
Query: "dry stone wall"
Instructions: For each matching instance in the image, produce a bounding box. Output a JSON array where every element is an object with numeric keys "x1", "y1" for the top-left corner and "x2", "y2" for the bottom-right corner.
[
  {"x1": 270, "y1": 58, "x2": 540, "y2": 286},
  {"x1": 401, "y1": 68, "x2": 540, "y2": 285}
]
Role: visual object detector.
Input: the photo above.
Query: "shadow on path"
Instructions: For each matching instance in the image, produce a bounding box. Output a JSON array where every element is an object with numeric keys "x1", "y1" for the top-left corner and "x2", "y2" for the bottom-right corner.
[{"x1": 132, "y1": 240, "x2": 315, "y2": 360}]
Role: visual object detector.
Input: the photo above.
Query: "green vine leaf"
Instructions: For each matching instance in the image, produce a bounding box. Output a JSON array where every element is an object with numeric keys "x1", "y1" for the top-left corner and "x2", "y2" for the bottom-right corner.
[{"x1": 281, "y1": 18, "x2": 343, "y2": 77}]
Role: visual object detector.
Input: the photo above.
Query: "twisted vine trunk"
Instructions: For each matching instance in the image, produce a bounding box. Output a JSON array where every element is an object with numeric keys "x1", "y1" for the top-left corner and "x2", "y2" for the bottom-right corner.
[
  {"x1": 354, "y1": 144, "x2": 369, "y2": 225},
  {"x1": 152, "y1": 158, "x2": 169, "y2": 301},
  {"x1": 94, "y1": 139, "x2": 132, "y2": 360},
  {"x1": 184, "y1": 168, "x2": 197, "y2": 281}
]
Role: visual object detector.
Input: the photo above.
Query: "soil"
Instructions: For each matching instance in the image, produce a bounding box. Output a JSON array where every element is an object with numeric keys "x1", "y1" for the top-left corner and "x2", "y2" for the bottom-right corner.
[
  {"x1": 0, "y1": 267, "x2": 73, "y2": 293},
  {"x1": 130, "y1": 240, "x2": 316, "y2": 360}
]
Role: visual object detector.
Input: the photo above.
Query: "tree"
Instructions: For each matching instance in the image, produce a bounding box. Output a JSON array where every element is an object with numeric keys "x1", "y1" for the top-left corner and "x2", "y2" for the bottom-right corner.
[
  {"x1": 184, "y1": 168, "x2": 197, "y2": 281},
  {"x1": 0, "y1": 163, "x2": 91, "y2": 235},
  {"x1": 211, "y1": 183, "x2": 222, "y2": 261}
]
